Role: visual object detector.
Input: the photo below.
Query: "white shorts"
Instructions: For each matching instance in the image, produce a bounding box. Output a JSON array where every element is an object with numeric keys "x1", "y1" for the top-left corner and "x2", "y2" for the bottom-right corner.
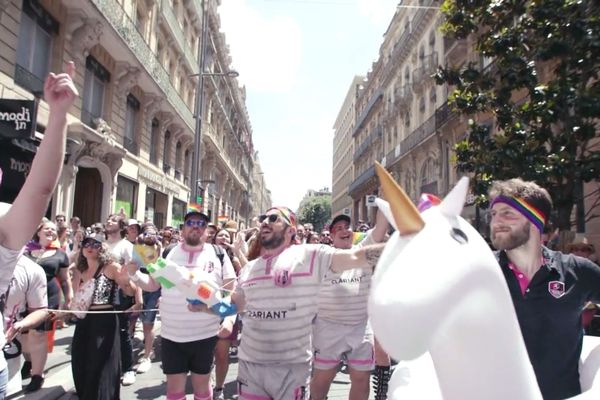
[
  {"x1": 237, "y1": 359, "x2": 310, "y2": 400},
  {"x1": 312, "y1": 317, "x2": 374, "y2": 371}
]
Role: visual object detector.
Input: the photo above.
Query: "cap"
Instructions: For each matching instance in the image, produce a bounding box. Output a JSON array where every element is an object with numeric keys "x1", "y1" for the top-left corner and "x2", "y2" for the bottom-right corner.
[
  {"x1": 126, "y1": 219, "x2": 141, "y2": 228},
  {"x1": 82, "y1": 235, "x2": 104, "y2": 245},
  {"x1": 224, "y1": 220, "x2": 238, "y2": 233},
  {"x1": 330, "y1": 214, "x2": 351, "y2": 230},
  {"x1": 184, "y1": 211, "x2": 210, "y2": 222}
]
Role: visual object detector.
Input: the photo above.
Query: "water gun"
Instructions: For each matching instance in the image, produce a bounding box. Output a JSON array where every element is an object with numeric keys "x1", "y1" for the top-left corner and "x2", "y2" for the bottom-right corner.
[{"x1": 146, "y1": 258, "x2": 237, "y2": 318}]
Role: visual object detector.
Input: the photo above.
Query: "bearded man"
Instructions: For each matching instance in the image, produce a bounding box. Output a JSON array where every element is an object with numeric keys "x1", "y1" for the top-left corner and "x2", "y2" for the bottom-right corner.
[{"x1": 489, "y1": 178, "x2": 600, "y2": 400}]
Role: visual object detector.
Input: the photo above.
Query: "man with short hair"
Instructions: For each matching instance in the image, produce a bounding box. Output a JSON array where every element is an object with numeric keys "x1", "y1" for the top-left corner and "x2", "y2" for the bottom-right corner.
[
  {"x1": 105, "y1": 214, "x2": 138, "y2": 386},
  {"x1": 295, "y1": 224, "x2": 306, "y2": 244},
  {"x1": 311, "y1": 211, "x2": 388, "y2": 400},
  {"x1": 206, "y1": 223, "x2": 218, "y2": 243},
  {"x1": 127, "y1": 211, "x2": 236, "y2": 400},
  {"x1": 489, "y1": 178, "x2": 600, "y2": 400},
  {"x1": 225, "y1": 207, "x2": 385, "y2": 399}
]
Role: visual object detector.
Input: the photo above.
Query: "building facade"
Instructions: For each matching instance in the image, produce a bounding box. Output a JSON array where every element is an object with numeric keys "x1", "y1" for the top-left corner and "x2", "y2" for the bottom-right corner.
[
  {"x1": 343, "y1": 0, "x2": 599, "y2": 246},
  {"x1": 331, "y1": 75, "x2": 363, "y2": 219},
  {"x1": 0, "y1": 0, "x2": 263, "y2": 229}
]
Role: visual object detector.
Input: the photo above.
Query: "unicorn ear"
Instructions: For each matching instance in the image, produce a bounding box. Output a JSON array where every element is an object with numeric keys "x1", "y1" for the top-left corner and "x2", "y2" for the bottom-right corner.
[
  {"x1": 374, "y1": 198, "x2": 397, "y2": 231},
  {"x1": 439, "y1": 177, "x2": 470, "y2": 218}
]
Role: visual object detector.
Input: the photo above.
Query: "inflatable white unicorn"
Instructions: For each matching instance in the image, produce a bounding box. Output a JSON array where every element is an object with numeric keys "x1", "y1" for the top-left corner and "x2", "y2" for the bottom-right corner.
[{"x1": 368, "y1": 163, "x2": 600, "y2": 399}]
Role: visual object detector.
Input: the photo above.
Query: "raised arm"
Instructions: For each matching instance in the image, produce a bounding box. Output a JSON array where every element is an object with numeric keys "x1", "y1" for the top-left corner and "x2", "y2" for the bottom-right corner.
[
  {"x1": 330, "y1": 243, "x2": 386, "y2": 273},
  {"x1": 0, "y1": 62, "x2": 78, "y2": 250},
  {"x1": 371, "y1": 207, "x2": 390, "y2": 243},
  {"x1": 126, "y1": 262, "x2": 161, "y2": 292}
]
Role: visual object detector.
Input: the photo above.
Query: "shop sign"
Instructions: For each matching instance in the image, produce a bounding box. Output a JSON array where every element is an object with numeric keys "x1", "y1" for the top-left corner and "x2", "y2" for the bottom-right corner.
[
  {"x1": 0, "y1": 99, "x2": 37, "y2": 139},
  {"x1": 138, "y1": 167, "x2": 181, "y2": 196}
]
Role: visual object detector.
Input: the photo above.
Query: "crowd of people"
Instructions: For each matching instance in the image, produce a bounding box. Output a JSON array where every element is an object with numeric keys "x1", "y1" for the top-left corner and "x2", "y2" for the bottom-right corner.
[{"x1": 1, "y1": 64, "x2": 600, "y2": 400}]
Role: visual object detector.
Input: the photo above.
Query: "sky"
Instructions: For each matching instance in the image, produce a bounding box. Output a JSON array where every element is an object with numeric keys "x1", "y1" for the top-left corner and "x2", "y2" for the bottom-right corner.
[{"x1": 218, "y1": 0, "x2": 399, "y2": 211}]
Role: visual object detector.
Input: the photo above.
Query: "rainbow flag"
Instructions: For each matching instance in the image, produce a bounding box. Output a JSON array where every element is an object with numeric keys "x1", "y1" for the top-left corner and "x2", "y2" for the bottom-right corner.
[
  {"x1": 217, "y1": 215, "x2": 228, "y2": 225},
  {"x1": 187, "y1": 203, "x2": 202, "y2": 213},
  {"x1": 353, "y1": 231, "x2": 367, "y2": 245}
]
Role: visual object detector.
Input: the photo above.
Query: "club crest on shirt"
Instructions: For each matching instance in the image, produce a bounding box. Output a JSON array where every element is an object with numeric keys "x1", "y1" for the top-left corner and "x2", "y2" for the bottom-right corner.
[
  {"x1": 548, "y1": 280, "x2": 565, "y2": 299},
  {"x1": 204, "y1": 261, "x2": 214, "y2": 273},
  {"x1": 274, "y1": 268, "x2": 292, "y2": 287}
]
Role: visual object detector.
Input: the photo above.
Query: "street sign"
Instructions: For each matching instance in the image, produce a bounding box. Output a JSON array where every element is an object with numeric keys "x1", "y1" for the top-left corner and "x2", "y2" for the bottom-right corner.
[{"x1": 366, "y1": 195, "x2": 377, "y2": 207}]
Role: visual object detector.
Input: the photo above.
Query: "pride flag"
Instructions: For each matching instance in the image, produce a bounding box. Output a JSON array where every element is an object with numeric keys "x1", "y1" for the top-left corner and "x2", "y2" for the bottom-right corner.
[
  {"x1": 187, "y1": 203, "x2": 202, "y2": 213},
  {"x1": 353, "y1": 231, "x2": 367, "y2": 245}
]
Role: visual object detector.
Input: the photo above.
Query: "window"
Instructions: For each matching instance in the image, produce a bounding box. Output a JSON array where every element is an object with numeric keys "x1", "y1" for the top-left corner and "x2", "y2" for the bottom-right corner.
[
  {"x1": 135, "y1": 6, "x2": 147, "y2": 36},
  {"x1": 404, "y1": 67, "x2": 410, "y2": 83},
  {"x1": 175, "y1": 141, "x2": 182, "y2": 180},
  {"x1": 82, "y1": 56, "x2": 110, "y2": 127},
  {"x1": 115, "y1": 176, "x2": 138, "y2": 217},
  {"x1": 150, "y1": 119, "x2": 159, "y2": 164},
  {"x1": 419, "y1": 96, "x2": 426, "y2": 113},
  {"x1": 429, "y1": 31, "x2": 436, "y2": 47},
  {"x1": 184, "y1": 149, "x2": 191, "y2": 185},
  {"x1": 124, "y1": 94, "x2": 140, "y2": 154},
  {"x1": 15, "y1": 0, "x2": 58, "y2": 95},
  {"x1": 430, "y1": 88, "x2": 437, "y2": 104},
  {"x1": 163, "y1": 130, "x2": 171, "y2": 173}
]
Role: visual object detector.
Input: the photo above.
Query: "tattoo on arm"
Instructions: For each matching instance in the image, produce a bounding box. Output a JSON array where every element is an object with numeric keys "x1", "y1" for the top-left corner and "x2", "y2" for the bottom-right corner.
[{"x1": 365, "y1": 245, "x2": 384, "y2": 268}]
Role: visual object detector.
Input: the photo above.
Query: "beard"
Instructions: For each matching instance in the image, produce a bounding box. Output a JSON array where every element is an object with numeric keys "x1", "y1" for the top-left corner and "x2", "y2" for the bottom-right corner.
[
  {"x1": 184, "y1": 231, "x2": 203, "y2": 246},
  {"x1": 491, "y1": 221, "x2": 530, "y2": 250},
  {"x1": 261, "y1": 227, "x2": 287, "y2": 249}
]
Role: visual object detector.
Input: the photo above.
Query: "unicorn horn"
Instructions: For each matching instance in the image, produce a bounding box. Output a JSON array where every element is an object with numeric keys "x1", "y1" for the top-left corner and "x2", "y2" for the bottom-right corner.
[{"x1": 374, "y1": 162, "x2": 424, "y2": 235}]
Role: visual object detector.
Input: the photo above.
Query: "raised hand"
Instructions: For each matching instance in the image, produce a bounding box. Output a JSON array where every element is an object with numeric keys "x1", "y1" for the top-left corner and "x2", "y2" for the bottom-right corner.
[{"x1": 44, "y1": 61, "x2": 78, "y2": 114}]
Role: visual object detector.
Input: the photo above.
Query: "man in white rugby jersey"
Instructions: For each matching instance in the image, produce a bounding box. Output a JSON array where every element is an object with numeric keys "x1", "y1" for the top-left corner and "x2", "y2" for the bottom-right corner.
[
  {"x1": 311, "y1": 210, "x2": 388, "y2": 400},
  {"x1": 225, "y1": 206, "x2": 385, "y2": 400},
  {"x1": 127, "y1": 210, "x2": 236, "y2": 400}
]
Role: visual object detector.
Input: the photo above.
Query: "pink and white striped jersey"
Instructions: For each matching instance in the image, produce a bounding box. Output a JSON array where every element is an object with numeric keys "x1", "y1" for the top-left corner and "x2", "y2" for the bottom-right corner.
[{"x1": 236, "y1": 244, "x2": 335, "y2": 364}]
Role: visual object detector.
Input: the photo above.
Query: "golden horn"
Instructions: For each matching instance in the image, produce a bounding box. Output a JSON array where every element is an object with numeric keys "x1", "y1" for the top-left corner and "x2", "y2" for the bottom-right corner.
[{"x1": 375, "y1": 161, "x2": 424, "y2": 235}]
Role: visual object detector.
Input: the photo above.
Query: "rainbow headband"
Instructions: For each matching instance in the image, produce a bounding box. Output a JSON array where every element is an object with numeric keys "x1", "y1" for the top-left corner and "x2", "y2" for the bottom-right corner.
[{"x1": 490, "y1": 195, "x2": 546, "y2": 232}]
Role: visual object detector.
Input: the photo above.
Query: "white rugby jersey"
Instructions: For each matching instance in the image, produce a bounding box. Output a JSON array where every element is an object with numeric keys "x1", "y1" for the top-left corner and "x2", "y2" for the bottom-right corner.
[
  {"x1": 0, "y1": 244, "x2": 21, "y2": 371},
  {"x1": 317, "y1": 232, "x2": 375, "y2": 324},
  {"x1": 161, "y1": 243, "x2": 236, "y2": 342},
  {"x1": 236, "y1": 244, "x2": 336, "y2": 364}
]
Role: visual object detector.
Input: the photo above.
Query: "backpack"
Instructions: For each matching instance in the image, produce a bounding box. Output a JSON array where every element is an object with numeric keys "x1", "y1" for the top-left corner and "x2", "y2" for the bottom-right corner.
[{"x1": 212, "y1": 244, "x2": 225, "y2": 268}]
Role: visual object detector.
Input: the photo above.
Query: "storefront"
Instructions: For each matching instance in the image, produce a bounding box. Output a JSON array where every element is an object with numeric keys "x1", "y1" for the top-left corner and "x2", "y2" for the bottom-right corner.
[
  {"x1": 171, "y1": 198, "x2": 186, "y2": 229},
  {"x1": 115, "y1": 175, "x2": 138, "y2": 218},
  {"x1": 145, "y1": 188, "x2": 168, "y2": 228}
]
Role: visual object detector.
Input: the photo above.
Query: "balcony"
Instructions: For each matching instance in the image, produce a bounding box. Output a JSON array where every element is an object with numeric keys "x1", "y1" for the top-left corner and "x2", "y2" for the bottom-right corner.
[
  {"x1": 14, "y1": 64, "x2": 45, "y2": 96},
  {"x1": 412, "y1": 52, "x2": 438, "y2": 91},
  {"x1": 352, "y1": 89, "x2": 383, "y2": 137},
  {"x1": 412, "y1": 0, "x2": 435, "y2": 33},
  {"x1": 349, "y1": 165, "x2": 376, "y2": 196},
  {"x1": 353, "y1": 126, "x2": 383, "y2": 161},
  {"x1": 90, "y1": 0, "x2": 194, "y2": 129},
  {"x1": 444, "y1": 35, "x2": 468, "y2": 66},
  {"x1": 391, "y1": 84, "x2": 413, "y2": 115},
  {"x1": 123, "y1": 136, "x2": 139, "y2": 154},
  {"x1": 399, "y1": 114, "x2": 436, "y2": 158},
  {"x1": 158, "y1": 0, "x2": 198, "y2": 75},
  {"x1": 435, "y1": 102, "x2": 458, "y2": 129},
  {"x1": 383, "y1": 26, "x2": 412, "y2": 82}
]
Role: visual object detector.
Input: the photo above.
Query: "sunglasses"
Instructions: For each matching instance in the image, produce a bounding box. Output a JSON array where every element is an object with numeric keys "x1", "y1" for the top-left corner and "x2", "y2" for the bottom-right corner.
[
  {"x1": 185, "y1": 219, "x2": 207, "y2": 228},
  {"x1": 82, "y1": 241, "x2": 102, "y2": 249},
  {"x1": 258, "y1": 214, "x2": 280, "y2": 224}
]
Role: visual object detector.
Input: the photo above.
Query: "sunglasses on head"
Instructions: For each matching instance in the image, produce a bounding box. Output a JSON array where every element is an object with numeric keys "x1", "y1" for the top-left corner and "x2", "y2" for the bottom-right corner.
[
  {"x1": 82, "y1": 241, "x2": 102, "y2": 249},
  {"x1": 185, "y1": 219, "x2": 207, "y2": 228},
  {"x1": 258, "y1": 214, "x2": 279, "y2": 224}
]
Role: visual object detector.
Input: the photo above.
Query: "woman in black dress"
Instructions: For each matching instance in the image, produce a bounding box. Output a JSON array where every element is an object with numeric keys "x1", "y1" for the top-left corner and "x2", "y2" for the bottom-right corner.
[
  {"x1": 22, "y1": 221, "x2": 73, "y2": 392},
  {"x1": 71, "y1": 236, "x2": 135, "y2": 400}
]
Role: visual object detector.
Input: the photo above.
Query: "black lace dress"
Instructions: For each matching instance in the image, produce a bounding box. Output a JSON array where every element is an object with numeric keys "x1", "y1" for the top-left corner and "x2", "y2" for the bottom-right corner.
[{"x1": 71, "y1": 267, "x2": 121, "y2": 400}]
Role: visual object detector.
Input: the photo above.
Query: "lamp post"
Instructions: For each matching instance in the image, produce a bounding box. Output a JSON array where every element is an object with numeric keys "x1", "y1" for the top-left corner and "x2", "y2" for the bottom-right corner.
[{"x1": 189, "y1": 0, "x2": 239, "y2": 209}]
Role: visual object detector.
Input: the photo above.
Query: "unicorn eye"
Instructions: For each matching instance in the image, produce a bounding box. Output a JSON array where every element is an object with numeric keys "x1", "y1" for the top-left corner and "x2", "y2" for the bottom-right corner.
[{"x1": 450, "y1": 228, "x2": 468, "y2": 244}]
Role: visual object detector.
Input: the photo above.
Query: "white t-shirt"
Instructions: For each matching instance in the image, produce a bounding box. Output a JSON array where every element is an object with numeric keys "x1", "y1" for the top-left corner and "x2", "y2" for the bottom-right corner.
[
  {"x1": 236, "y1": 244, "x2": 335, "y2": 364},
  {"x1": 317, "y1": 232, "x2": 375, "y2": 324},
  {"x1": 0, "y1": 244, "x2": 23, "y2": 371},
  {"x1": 106, "y1": 238, "x2": 133, "y2": 265},
  {"x1": 4, "y1": 256, "x2": 47, "y2": 396},
  {"x1": 161, "y1": 243, "x2": 236, "y2": 342}
]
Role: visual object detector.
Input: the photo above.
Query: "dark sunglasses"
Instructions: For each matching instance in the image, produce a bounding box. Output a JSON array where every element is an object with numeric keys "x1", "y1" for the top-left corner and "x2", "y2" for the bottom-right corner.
[
  {"x1": 258, "y1": 214, "x2": 279, "y2": 224},
  {"x1": 82, "y1": 241, "x2": 102, "y2": 249},
  {"x1": 185, "y1": 219, "x2": 207, "y2": 228}
]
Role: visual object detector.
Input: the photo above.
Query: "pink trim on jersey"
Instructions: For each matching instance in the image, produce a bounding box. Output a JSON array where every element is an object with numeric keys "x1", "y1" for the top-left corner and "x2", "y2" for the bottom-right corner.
[
  {"x1": 238, "y1": 387, "x2": 271, "y2": 400},
  {"x1": 181, "y1": 243, "x2": 205, "y2": 265},
  {"x1": 508, "y1": 262, "x2": 530, "y2": 295},
  {"x1": 314, "y1": 355, "x2": 340, "y2": 364},
  {"x1": 241, "y1": 249, "x2": 317, "y2": 287},
  {"x1": 348, "y1": 358, "x2": 374, "y2": 365}
]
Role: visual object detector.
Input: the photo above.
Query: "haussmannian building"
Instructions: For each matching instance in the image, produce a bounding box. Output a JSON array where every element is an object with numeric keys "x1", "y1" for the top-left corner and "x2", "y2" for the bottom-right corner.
[
  {"x1": 0, "y1": 0, "x2": 268, "y2": 230},
  {"x1": 331, "y1": 75, "x2": 363, "y2": 220}
]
